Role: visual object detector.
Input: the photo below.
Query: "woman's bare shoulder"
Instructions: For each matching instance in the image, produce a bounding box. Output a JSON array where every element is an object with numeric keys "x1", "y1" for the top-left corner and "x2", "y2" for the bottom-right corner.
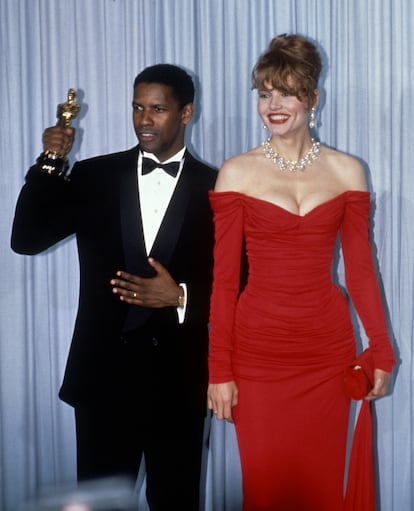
[
  {"x1": 215, "y1": 147, "x2": 262, "y2": 192},
  {"x1": 321, "y1": 145, "x2": 367, "y2": 191}
]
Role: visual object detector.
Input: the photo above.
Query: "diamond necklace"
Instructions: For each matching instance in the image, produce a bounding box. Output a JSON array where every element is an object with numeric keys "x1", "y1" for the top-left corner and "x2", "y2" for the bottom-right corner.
[{"x1": 262, "y1": 138, "x2": 320, "y2": 172}]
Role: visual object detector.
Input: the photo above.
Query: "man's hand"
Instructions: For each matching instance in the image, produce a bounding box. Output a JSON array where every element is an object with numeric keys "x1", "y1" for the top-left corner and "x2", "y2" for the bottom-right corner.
[
  {"x1": 42, "y1": 125, "x2": 74, "y2": 156},
  {"x1": 111, "y1": 257, "x2": 183, "y2": 308}
]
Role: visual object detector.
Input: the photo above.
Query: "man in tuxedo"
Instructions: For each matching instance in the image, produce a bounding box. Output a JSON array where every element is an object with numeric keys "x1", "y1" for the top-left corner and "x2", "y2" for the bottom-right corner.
[{"x1": 11, "y1": 64, "x2": 217, "y2": 510}]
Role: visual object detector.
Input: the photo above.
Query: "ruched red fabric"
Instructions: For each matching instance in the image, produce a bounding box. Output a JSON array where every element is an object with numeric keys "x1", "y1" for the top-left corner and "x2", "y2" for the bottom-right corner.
[{"x1": 208, "y1": 190, "x2": 395, "y2": 510}]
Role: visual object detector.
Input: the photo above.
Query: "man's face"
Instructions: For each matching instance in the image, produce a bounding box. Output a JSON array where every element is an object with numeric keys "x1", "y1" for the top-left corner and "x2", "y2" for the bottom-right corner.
[{"x1": 132, "y1": 82, "x2": 193, "y2": 161}]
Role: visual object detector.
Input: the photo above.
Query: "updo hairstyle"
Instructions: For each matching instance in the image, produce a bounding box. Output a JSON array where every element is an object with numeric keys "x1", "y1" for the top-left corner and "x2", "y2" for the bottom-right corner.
[{"x1": 252, "y1": 34, "x2": 322, "y2": 108}]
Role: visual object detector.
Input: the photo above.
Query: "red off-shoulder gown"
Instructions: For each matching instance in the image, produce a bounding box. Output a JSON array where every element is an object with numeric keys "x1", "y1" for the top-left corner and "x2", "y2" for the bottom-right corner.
[{"x1": 208, "y1": 190, "x2": 395, "y2": 511}]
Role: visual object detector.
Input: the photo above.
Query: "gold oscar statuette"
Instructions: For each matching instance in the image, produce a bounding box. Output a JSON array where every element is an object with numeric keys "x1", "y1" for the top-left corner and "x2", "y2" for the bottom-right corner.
[
  {"x1": 38, "y1": 88, "x2": 81, "y2": 177},
  {"x1": 57, "y1": 88, "x2": 81, "y2": 127}
]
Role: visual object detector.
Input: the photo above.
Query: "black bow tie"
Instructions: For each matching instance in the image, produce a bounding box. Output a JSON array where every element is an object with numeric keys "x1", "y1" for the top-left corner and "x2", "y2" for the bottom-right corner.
[{"x1": 141, "y1": 157, "x2": 180, "y2": 177}]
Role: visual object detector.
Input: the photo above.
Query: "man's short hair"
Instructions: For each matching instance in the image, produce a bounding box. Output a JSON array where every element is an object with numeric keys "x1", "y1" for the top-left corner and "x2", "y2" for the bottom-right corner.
[{"x1": 133, "y1": 64, "x2": 195, "y2": 109}]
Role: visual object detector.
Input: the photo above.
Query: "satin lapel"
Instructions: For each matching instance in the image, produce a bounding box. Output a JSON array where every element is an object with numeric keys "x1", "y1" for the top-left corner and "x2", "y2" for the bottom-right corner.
[
  {"x1": 119, "y1": 148, "x2": 155, "y2": 278},
  {"x1": 119, "y1": 147, "x2": 155, "y2": 332},
  {"x1": 149, "y1": 151, "x2": 192, "y2": 265}
]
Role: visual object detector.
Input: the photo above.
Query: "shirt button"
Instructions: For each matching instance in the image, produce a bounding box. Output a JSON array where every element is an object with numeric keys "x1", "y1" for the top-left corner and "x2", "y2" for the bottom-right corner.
[{"x1": 151, "y1": 337, "x2": 159, "y2": 347}]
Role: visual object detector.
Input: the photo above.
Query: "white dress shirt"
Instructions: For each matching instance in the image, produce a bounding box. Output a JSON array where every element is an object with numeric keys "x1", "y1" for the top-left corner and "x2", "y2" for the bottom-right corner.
[{"x1": 137, "y1": 147, "x2": 187, "y2": 322}]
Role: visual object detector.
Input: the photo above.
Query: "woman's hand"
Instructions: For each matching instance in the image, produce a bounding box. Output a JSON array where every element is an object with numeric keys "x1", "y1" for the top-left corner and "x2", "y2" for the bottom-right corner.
[
  {"x1": 208, "y1": 381, "x2": 238, "y2": 423},
  {"x1": 365, "y1": 368, "x2": 392, "y2": 401}
]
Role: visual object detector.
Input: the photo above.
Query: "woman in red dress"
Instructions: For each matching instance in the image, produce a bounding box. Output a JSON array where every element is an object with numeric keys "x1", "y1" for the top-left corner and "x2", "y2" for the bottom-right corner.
[{"x1": 207, "y1": 34, "x2": 395, "y2": 510}]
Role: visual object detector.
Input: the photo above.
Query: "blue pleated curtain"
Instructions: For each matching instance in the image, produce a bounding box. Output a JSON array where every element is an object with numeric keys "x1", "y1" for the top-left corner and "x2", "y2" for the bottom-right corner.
[{"x1": 1, "y1": 1, "x2": 412, "y2": 510}]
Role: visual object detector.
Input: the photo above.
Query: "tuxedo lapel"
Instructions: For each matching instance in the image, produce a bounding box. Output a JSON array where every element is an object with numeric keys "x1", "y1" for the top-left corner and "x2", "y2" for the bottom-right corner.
[
  {"x1": 119, "y1": 149, "x2": 199, "y2": 333},
  {"x1": 149, "y1": 151, "x2": 192, "y2": 266},
  {"x1": 119, "y1": 147, "x2": 155, "y2": 278},
  {"x1": 119, "y1": 147, "x2": 155, "y2": 332}
]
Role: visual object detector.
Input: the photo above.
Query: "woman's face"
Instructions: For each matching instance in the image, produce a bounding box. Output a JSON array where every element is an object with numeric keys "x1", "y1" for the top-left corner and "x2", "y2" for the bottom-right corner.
[{"x1": 258, "y1": 79, "x2": 318, "y2": 138}]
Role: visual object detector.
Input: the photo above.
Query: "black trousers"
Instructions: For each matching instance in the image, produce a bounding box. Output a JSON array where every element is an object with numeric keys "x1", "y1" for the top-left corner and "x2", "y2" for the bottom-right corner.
[{"x1": 74, "y1": 399, "x2": 205, "y2": 511}]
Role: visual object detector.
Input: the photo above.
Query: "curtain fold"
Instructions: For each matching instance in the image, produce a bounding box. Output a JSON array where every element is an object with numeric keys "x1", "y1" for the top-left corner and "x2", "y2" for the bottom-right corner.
[{"x1": 1, "y1": 1, "x2": 412, "y2": 510}]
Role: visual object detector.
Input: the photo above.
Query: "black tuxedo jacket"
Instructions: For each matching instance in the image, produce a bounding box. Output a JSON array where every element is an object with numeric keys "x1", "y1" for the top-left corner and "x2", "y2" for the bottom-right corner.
[{"x1": 11, "y1": 146, "x2": 217, "y2": 413}]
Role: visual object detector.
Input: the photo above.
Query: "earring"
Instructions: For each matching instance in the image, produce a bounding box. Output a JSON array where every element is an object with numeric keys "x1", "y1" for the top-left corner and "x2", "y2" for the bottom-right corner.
[
  {"x1": 263, "y1": 124, "x2": 268, "y2": 130},
  {"x1": 309, "y1": 107, "x2": 316, "y2": 129}
]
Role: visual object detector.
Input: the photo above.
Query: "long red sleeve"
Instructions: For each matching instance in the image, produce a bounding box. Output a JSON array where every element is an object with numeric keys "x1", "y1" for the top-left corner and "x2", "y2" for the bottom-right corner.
[
  {"x1": 340, "y1": 192, "x2": 395, "y2": 372},
  {"x1": 208, "y1": 191, "x2": 244, "y2": 383}
]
